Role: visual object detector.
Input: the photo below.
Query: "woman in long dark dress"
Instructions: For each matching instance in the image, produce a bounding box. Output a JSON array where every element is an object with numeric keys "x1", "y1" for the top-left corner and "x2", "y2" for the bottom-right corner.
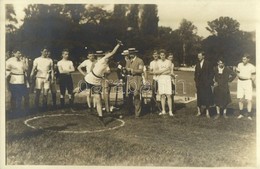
[{"x1": 213, "y1": 58, "x2": 236, "y2": 119}]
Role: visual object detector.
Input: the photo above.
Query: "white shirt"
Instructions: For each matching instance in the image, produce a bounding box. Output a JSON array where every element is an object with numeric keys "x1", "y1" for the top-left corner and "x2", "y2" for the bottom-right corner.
[
  {"x1": 57, "y1": 60, "x2": 74, "y2": 73},
  {"x1": 34, "y1": 57, "x2": 53, "y2": 78},
  {"x1": 218, "y1": 66, "x2": 224, "y2": 74},
  {"x1": 200, "y1": 59, "x2": 204, "y2": 68},
  {"x1": 84, "y1": 57, "x2": 110, "y2": 85},
  {"x1": 6, "y1": 57, "x2": 26, "y2": 84},
  {"x1": 237, "y1": 63, "x2": 256, "y2": 79},
  {"x1": 149, "y1": 59, "x2": 160, "y2": 80},
  {"x1": 79, "y1": 59, "x2": 95, "y2": 74}
]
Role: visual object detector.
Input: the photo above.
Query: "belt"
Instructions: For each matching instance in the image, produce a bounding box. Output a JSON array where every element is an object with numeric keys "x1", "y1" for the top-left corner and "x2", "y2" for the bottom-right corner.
[
  {"x1": 238, "y1": 77, "x2": 250, "y2": 81},
  {"x1": 91, "y1": 70, "x2": 103, "y2": 79},
  {"x1": 11, "y1": 73, "x2": 24, "y2": 76},
  {"x1": 60, "y1": 72, "x2": 71, "y2": 75}
]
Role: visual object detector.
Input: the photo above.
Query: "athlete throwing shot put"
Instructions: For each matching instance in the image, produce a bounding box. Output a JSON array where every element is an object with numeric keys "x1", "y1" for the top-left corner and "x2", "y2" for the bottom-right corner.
[{"x1": 80, "y1": 40, "x2": 123, "y2": 126}]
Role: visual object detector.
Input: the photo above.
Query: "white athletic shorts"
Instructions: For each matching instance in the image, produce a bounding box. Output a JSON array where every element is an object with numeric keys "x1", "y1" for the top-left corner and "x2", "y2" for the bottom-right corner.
[
  {"x1": 237, "y1": 79, "x2": 252, "y2": 100},
  {"x1": 35, "y1": 77, "x2": 50, "y2": 90},
  {"x1": 158, "y1": 75, "x2": 172, "y2": 95}
]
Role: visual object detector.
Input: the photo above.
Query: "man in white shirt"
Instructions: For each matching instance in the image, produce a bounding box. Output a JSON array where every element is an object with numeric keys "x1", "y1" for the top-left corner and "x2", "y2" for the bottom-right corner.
[
  {"x1": 236, "y1": 54, "x2": 256, "y2": 120},
  {"x1": 6, "y1": 50, "x2": 28, "y2": 113},
  {"x1": 80, "y1": 40, "x2": 123, "y2": 125},
  {"x1": 77, "y1": 53, "x2": 96, "y2": 109},
  {"x1": 149, "y1": 50, "x2": 160, "y2": 113},
  {"x1": 96, "y1": 51, "x2": 112, "y2": 113},
  {"x1": 57, "y1": 49, "x2": 75, "y2": 110},
  {"x1": 30, "y1": 47, "x2": 54, "y2": 110},
  {"x1": 154, "y1": 49, "x2": 173, "y2": 116}
]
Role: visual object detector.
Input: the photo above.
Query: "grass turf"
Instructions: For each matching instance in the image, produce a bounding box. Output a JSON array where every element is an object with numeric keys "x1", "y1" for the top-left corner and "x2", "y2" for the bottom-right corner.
[{"x1": 5, "y1": 71, "x2": 256, "y2": 167}]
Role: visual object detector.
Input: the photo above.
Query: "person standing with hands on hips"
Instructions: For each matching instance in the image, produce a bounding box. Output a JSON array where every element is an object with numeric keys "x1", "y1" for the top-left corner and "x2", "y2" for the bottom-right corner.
[
  {"x1": 77, "y1": 53, "x2": 96, "y2": 110},
  {"x1": 213, "y1": 58, "x2": 236, "y2": 119}
]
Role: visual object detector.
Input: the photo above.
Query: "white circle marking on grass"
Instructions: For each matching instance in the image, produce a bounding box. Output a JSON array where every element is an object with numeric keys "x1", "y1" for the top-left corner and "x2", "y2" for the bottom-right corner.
[{"x1": 24, "y1": 114, "x2": 125, "y2": 134}]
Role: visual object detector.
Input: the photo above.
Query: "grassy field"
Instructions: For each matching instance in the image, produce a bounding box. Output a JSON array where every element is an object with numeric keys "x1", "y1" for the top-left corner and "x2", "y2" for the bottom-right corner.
[{"x1": 5, "y1": 70, "x2": 256, "y2": 167}]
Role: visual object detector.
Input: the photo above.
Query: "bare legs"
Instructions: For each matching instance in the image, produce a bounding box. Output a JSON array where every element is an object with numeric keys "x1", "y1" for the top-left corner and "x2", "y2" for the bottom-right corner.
[{"x1": 160, "y1": 94, "x2": 173, "y2": 116}]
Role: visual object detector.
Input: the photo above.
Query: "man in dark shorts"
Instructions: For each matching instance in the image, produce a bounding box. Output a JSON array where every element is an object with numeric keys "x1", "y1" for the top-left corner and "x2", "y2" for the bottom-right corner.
[
  {"x1": 6, "y1": 50, "x2": 29, "y2": 114},
  {"x1": 57, "y1": 49, "x2": 75, "y2": 111}
]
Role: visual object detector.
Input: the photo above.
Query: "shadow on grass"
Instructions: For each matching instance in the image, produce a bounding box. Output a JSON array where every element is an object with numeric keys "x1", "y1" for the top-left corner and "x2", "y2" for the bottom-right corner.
[
  {"x1": 141, "y1": 102, "x2": 186, "y2": 116},
  {"x1": 6, "y1": 110, "x2": 33, "y2": 120},
  {"x1": 7, "y1": 129, "x2": 45, "y2": 142},
  {"x1": 43, "y1": 123, "x2": 77, "y2": 131}
]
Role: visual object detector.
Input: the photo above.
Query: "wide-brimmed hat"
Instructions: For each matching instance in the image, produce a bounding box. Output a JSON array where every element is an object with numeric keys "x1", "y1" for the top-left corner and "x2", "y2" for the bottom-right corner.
[
  {"x1": 95, "y1": 50, "x2": 105, "y2": 56},
  {"x1": 128, "y1": 48, "x2": 138, "y2": 54},
  {"x1": 121, "y1": 50, "x2": 129, "y2": 56}
]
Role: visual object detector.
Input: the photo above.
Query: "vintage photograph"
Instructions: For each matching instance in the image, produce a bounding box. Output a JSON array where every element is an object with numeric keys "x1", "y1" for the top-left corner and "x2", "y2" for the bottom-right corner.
[{"x1": 2, "y1": 0, "x2": 257, "y2": 167}]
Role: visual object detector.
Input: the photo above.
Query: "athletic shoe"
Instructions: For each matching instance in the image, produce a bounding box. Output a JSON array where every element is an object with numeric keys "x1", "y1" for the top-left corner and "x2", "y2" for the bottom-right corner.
[
  {"x1": 248, "y1": 116, "x2": 253, "y2": 120},
  {"x1": 159, "y1": 111, "x2": 166, "y2": 116},
  {"x1": 169, "y1": 111, "x2": 174, "y2": 117},
  {"x1": 237, "y1": 114, "x2": 244, "y2": 119}
]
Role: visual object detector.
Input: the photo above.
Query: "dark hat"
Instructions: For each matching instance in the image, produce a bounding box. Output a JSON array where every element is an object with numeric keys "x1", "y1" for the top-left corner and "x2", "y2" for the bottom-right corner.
[{"x1": 128, "y1": 48, "x2": 138, "y2": 54}]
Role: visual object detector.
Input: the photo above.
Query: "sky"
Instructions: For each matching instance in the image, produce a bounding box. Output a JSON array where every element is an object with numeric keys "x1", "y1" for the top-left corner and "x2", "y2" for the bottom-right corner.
[{"x1": 12, "y1": 0, "x2": 257, "y2": 38}]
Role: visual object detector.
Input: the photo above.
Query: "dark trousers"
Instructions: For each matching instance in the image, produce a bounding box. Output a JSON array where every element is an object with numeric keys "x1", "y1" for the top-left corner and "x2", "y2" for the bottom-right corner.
[
  {"x1": 9, "y1": 84, "x2": 27, "y2": 113},
  {"x1": 122, "y1": 77, "x2": 127, "y2": 105},
  {"x1": 151, "y1": 80, "x2": 158, "y2": 112},
  {"x1": 59, "y1": 74, "x2": 73, "y2": 96},
  {"x1": 59, "y1": 74, "x2": 74, "y2": 107},
  {"x1": 126, "y1": 84, "x2": 142, "y2": 117}
]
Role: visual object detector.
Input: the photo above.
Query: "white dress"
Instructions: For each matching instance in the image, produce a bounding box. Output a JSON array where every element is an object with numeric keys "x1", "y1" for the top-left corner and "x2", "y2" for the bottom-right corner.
[{"x1": 157, "y1": 59, "x2": 172, "y2": 95}]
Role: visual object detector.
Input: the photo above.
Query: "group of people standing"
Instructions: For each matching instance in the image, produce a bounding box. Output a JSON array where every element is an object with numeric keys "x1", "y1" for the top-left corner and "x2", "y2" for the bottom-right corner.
[
  {"x1": 5, "y1": 40, "x2": 256, "y2": 124},
  {"x1": 194, "y1": 52, "x2": 256, "y2": 120},
  {"x1": 6, "y1": 47, "x2": 76, "y2": 114}
]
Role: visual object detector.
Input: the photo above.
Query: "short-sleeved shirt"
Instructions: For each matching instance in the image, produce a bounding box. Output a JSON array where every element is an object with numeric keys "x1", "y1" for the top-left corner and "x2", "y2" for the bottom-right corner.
[
  {"x1": 33, "y1": 57, "x2": 53, "y2": 78},
  {"x1": 6, "y1": 57, "x2": 26, "y2": 84},
  {"x1": 79, "y1": 59, "x2": 95, "y2": 74},
  {"x1": 237, "y1": 63, "x2": 256, "y2": 79},
  {"x1": 57, "y1": 60, "x2": 74, "y2": 73},
  {"x1": 149, "y1": 59, "x2": 160, "y2": 80},
  {"x1": 84, "y1": 57, "x2": 110, "y2": 85}
]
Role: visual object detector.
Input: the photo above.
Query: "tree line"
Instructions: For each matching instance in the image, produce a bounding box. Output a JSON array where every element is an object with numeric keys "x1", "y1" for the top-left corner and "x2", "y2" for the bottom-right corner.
[{"x1": 6, "y1": 4, "x2": 255, "y2": 66}]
